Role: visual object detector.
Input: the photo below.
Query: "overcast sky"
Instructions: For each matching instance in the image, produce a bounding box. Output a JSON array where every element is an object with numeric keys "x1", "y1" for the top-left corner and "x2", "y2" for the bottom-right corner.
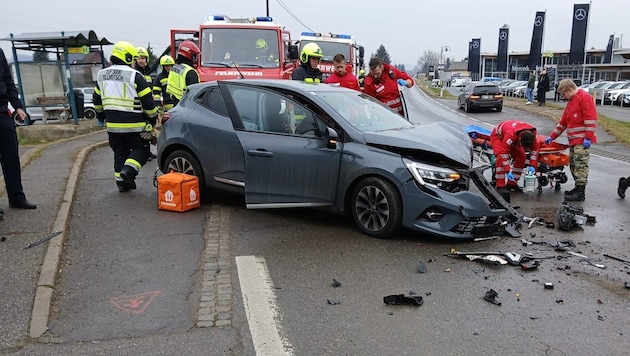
[{"x1": 1, "y1": 0, "x2": 628, "y2": 67}]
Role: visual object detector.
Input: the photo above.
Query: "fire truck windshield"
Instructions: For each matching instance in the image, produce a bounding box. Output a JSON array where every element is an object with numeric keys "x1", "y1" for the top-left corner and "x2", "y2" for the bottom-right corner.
[
  {"x1": 302, "y1": 41, "x2": 351, "y2": 62},
  {"x1": 200, "y1": 28, "x2": 281, "y2": 68}
]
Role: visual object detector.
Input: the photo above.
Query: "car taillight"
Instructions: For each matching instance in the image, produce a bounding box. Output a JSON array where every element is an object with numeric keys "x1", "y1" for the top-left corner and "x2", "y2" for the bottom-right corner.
[
  {"x1": 469, "y1": 95, "x2": 480, "y2": 100},
  {"x1": 161, "y1": 112, "x2": 172, "y2": 124},
  {"x1": 494, "y1": 94, "x2": 503, "y2": 98}
]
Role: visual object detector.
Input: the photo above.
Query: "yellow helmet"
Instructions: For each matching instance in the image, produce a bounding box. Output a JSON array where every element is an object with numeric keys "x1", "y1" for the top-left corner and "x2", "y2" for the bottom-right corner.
[
  {"x1": 300, "y1": 42, "x2": 323, "y2": 63},
  {"x1": 160, "y1": 55, "x2": 175, "y2": 66},
  {"x1": 255, "y1": 38, "x2": 268, "y2": 50},
  {"x1": 111, "y1": 41, "x2": 138, "y2": 65},
  {"x1": 136, "y1": 47, "x2": 149, "y2": 58}
]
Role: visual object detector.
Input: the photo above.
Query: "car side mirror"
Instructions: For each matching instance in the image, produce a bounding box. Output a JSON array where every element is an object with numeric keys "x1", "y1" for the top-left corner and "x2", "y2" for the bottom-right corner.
[
  {"x1": 289, "y1": 45, "x2": 299, "y2": 60},
  {"x1": 326, "y1": 126, "x2": 339, "y2": 149}
]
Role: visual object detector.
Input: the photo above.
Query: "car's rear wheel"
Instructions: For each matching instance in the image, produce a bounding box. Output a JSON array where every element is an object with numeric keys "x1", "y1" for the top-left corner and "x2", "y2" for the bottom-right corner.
[
  {"x1": 464, "y1": 101, "x2": 470, "y2": 112},
  {"x1": 496, "y1": 105, "x2": 503, "y2": 112},
  {"x1": 350, "y1": 177, "x2": 402, "y2": 238},
  {"x1": 164, "y1": 149, "x2": 206, "y2": 196},
  {"x1": 83, "y1": 107, "x2": 97, "y2": 119}
]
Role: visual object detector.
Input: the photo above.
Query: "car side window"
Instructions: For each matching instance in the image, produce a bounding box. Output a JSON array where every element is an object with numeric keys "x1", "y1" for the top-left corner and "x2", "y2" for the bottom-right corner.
[
  {"x1": 197, "y1": 86, "x2": 229, "y2": 116},
  {"x1": 226, "y1": 85, "x2": 323, "y2": 138}
]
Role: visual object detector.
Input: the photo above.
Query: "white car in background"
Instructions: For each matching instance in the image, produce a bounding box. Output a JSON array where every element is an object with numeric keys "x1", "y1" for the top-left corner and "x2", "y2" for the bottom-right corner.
[
  {"x1": 603, "y1": 82, "x2": 630, "y2": 105},
  {"x1": 451, "y1": 77, "x2": 471, "y2": 87}
]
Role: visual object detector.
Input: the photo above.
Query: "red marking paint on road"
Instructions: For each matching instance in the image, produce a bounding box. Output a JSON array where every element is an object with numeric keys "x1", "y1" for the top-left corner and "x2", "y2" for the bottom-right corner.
[{"x1": 109, "y1": 290, "x2": 161, "y2": 314}]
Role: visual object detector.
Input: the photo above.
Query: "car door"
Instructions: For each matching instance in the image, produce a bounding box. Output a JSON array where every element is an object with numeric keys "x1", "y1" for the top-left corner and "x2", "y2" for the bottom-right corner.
[{"x1": 222, "y1": 83, "x2": 343, "y2": 208}]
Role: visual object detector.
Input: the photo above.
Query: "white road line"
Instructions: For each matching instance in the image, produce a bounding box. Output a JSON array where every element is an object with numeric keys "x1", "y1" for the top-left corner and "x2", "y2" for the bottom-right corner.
[{"x1": 236, "y1": 256, "x2": 292, "y2": 356}]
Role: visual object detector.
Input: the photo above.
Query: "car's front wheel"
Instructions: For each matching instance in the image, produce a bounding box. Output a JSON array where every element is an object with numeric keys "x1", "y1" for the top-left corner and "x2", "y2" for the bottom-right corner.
[
  {"x1": 164, "y1": 149, "x2": 206, "y2": 196},
  {"x1": 350, "y1": 177, "x2": 402, "y2": 238},
  {"x1": 83, "y1": 107, "x2": 97, "y2": 119}
]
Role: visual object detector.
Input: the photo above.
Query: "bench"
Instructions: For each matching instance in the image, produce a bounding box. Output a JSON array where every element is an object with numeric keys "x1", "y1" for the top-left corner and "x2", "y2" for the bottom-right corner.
[{"x1": 36, "y1": 96, "x2": 72, "y2": 123}]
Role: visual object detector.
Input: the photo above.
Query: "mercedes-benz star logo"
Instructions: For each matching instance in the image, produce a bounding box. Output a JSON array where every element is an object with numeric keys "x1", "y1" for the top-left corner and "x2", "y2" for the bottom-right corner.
[
  {"x1": 575, "y1": 8, "x2": 587, "y2": 21},
  {"x1": 535, "y1": 16, "x2": 543, "y2": 27},
  {"x1": 472, "y1": 41, "x2": 479, "y2": 48},
  {"x1": 499, "y1": 31, "x2": 508, "y2": 41}
]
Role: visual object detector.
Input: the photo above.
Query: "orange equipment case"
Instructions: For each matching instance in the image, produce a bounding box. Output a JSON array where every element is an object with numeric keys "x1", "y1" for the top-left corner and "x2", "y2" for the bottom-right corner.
[{"x1": 157, "y1": 172, "x2": 200, "y2": 212}]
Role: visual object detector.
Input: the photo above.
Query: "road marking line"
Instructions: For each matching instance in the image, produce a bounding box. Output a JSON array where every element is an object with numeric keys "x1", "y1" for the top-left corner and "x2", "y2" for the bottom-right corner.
[{"x1": 236, "y1": 256, "x2": 292, "y2": 356}]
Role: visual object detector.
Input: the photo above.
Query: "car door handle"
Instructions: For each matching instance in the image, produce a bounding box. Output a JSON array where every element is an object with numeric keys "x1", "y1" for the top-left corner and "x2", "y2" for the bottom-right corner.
[{"x1": 247, "y1": 149, "x2": 274, "y2": 157}]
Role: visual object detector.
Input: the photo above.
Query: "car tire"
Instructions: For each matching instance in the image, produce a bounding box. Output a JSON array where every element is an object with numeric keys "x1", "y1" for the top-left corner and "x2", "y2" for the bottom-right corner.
[
  {"x1": 350, "y1": 177, "x2": 402, "y2": 239},
  {"x1": 457, "y1": 99, "x2": 461, "y2": 110},
  {"x1": 496, "y1": 105, "x2": 503, "y2": 112},
  {"x1": 464, "y1": 101, "x2": 470, "y2": 113},
  {"x1": 84, "y1": 107, "x2": 97, "y2": 119},
  {"x1": 164, "y1": 149, "x2": 206, "y2": 196}
]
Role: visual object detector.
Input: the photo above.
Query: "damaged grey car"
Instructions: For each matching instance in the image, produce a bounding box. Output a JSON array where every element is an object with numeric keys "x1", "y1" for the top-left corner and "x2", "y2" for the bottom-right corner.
[{"x1": 157, "y1": 79, "x2": 510, "y2": 239}]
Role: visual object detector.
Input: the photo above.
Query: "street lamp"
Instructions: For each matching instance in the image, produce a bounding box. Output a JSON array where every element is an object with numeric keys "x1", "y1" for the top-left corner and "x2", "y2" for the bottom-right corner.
[{"x1": 440, "y1": 45, "x2": 451, "y2": 65}]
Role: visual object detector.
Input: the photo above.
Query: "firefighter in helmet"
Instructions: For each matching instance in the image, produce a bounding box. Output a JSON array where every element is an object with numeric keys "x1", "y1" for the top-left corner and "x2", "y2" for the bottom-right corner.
[
  {"x1": 166, "y1": 40, "x2": 200, "y2": 106},
  {"x1": 291, "y1": 42, "x2": 323, "y2": 83},
  {"x1": 254, "y1": 38, "x2": 279, "y2": 66},
  {"x1": 93, "y1": 41, "x2": 158, "y2": 192},
  {"x1": 358, "y1": 69, "x2": 366, "y2": 91},
  {"x1": 134, "y1": 46, "x2": 152, "y2": 83},
  {"x1": 153, "y1": 55, "x2": 176, "y2": 111}
]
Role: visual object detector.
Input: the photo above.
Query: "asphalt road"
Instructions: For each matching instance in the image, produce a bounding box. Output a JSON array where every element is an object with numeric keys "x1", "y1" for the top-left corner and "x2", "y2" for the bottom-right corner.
[{"x1": 3, "y1": 86, "x2": 630, "y2": 355}]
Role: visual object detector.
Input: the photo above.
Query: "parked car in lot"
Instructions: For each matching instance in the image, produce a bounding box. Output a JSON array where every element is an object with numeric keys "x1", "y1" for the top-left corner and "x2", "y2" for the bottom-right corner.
[
  {"x1": 592, "y1": 81, "x2": 629, "y2": 103},
  {"x1": 157, "y1": 80, "x2": 509, "y2": 239},
  {"x1": 623, "y1": 93, "x2": 630, "y2": 107},
  {"x1": 457, "y1": 82, "x2": 503, "y2": 112},
  {"x1": 603, "y1": 82, "x2": 630, "y2": 105},
  {"x1": 451, "y1": 77, "x2": 471, "y2": 87},
  {"x1": 502, "y1": 80, "x2": 527, "y2": 97}
]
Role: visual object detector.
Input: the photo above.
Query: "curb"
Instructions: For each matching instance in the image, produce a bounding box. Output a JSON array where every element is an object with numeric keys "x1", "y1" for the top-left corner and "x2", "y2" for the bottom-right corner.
[{"x1": 28, "y1": 138, "x2": 109, "y2": 338}]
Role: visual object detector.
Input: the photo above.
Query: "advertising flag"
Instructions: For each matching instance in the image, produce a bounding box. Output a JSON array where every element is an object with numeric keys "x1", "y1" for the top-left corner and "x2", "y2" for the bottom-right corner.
[
  {"x1": 569, "y1": 3, "x2": 590, "y2": 64},
  {"x1": 470, "y1": 38, "x2": 481, "y2": 77},
  {"x1": 467, "y1": 41, "x2": 473, "y2": 72},
  {"x1": 603, "y1": 34, "x2": 614, "y2": 63},
  {"x1": 497, "y1": 28, "x2": 509, "y2": 72},
  {"x1": 528, "y1": 11, "x2": 545, "y2": 70}
]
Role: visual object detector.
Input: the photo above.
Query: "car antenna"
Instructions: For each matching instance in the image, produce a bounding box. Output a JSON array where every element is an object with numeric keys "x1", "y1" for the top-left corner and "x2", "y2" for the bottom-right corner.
[{"x1": 227, "y1": 60, "x2": 246, "y2": 79}]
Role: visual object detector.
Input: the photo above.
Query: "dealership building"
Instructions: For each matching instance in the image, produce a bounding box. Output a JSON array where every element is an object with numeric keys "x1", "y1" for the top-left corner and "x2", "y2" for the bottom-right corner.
[{"x1": 479, "y1": 47, "x2": 630, "y2": 83}]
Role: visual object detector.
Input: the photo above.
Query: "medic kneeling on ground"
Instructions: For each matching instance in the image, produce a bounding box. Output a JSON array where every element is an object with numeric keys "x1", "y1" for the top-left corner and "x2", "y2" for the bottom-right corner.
[
  {"x1": 363, "y1": 57, "x2": 413, "y2": 116},
  {"x1": 490, "y1": 120, "x2": 539, "y2": 195}
]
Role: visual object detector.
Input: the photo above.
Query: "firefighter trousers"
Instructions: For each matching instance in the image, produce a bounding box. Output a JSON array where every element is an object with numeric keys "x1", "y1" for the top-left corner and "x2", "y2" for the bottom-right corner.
[{"x1": 108, "y1": 132, "x2": 150, "y2": 182}]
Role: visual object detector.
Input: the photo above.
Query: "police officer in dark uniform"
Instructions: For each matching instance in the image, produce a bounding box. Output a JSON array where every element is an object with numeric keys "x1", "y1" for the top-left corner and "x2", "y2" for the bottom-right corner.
[{"x1": 0, "y1": 48, "x2": 37, "y2": 213}]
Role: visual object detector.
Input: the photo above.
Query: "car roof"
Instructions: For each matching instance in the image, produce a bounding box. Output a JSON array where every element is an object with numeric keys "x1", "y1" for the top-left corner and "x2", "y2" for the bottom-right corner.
[{"x1": 214, "y1": 79, "x2": 352, "y2": 93}]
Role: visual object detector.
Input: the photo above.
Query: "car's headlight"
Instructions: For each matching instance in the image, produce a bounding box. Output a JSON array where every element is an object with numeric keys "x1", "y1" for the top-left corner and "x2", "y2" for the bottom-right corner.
[{"x1": 403, "y1": 159, "x2": 461, "y2": 187}]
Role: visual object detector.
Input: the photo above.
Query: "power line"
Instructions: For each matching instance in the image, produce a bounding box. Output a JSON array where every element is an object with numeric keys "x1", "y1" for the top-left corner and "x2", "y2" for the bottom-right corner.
[{"x1": 274, "y1": 0, "x2": 314, "y2": 32}]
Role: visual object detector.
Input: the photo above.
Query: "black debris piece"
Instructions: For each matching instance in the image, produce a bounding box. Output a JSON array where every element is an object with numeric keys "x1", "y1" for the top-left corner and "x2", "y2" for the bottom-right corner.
[
  {"x1": 556, "y1": 299, "x2": 564, "y2": 304},
  {"x1": 625, "y1": 282, "x2": 630, "y2": 289},
  {"x1": 504, "y1": 225, "x2": 521, "y2": 238},
  {"x1": 598, "y1": 315, "x2": 604, "y2": 321},
  {"x1": 544, "y1": 282, "x2": 554, "y2": 289},
  {"x1": 386, "y1": 311, "x2": 393, "y2": 315},
  {"x1": 326, "y1": 299, "x2": 341, "y2": 305},
  {"x1": 521, "y1": 260, "x2": 540, "y2": 270},
  {"x1": 416, "y1": 261, "x2": 427, "y2": 273},
  {"x1": 383, "y1": 294, "x2": 424, "y2": 306},
  {"x1": 331, "y1": 278, "x2": 341, "y2": 288},
  {"x1": 530, "y1": 232, "x2": 536, "y2": 238},
  {"x1": 483, "y1": 289, "x2": 501, "y2": 306},
  {"x1": 409, "y1": 290, "x2": 417, "y2": 295},
  {"x1": 425, "y1": 292, "x2": 432, "y2": 296},
  {"x1": 0, "y1": 236, "x2": 6, "y2": 242}
]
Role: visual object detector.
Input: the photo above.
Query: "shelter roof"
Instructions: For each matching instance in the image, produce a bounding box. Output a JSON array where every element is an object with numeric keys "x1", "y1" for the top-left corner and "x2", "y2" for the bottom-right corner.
[{"x1": 1, "y1": 30, "x2": 112, "y2": 49}]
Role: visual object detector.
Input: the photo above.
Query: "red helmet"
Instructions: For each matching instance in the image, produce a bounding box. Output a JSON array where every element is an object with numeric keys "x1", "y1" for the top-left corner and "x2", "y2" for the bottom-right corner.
[{"x1": 177, "y1": 40, "x2": 200, "y2": 62}]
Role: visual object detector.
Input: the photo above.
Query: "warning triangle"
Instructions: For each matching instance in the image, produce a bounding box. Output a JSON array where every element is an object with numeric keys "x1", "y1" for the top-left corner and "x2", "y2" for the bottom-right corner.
[{"x1": 109, "y1": 290, "x2": 161, "y2": 314}]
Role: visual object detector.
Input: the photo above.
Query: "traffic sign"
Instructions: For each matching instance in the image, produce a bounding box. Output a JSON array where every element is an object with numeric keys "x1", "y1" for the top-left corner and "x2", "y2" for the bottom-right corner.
[{"x1": 68, "y1": 46, "x2": 90, "y2": 55}]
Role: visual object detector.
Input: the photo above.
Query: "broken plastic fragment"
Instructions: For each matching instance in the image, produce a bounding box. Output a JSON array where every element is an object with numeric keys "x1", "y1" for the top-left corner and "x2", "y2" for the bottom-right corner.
[
  {"x1": 383, "y1": 294, "x2": 424, "y2": 306},
  {"x1": 416, "y1": 261, "x2": 427, "y2": 273},
  {"x1": 326, "y1": 299, "x2": 341, "y2": 305},
  {"x1": 483, "y1": 289, "x2": 501, "y2": 306},
  {"x1": 331, "y1": 278, "x2": 341, "y2": 287}
]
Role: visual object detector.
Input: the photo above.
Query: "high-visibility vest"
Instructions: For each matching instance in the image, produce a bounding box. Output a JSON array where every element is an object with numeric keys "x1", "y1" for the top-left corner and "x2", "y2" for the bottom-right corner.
[{"x1": 166, "y1": 64, "x2": 195, "y2": 100}]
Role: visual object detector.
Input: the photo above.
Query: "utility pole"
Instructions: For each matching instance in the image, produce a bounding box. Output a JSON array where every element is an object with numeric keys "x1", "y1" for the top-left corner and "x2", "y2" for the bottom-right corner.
[{"x1": 266, "y1": 0, "x2": 270, "y2": 17}]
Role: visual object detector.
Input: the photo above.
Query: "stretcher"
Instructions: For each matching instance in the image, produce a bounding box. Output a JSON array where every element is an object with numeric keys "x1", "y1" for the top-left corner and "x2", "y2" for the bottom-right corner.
[{"x1": 465, "y1": 125, "x2": 569, "y2": 193}]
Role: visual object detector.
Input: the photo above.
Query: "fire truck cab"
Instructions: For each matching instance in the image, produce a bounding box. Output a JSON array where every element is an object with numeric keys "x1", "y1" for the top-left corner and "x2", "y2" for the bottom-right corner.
[
  {"x1": 298, "y1": 32, "x2": 364, "y2": 81},
  {"x1": 170, "y1": 15, "x2": 299, "y2": 82}
]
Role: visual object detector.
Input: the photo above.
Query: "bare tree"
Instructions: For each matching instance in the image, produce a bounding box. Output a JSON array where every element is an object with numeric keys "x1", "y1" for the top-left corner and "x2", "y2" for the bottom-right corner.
[{"x1": 415, "y1": 50, "x2": 441, "y2": 73}]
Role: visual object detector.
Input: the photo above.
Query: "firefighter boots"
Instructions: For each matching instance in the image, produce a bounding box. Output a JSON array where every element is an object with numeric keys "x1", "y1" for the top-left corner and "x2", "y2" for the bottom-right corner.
[
  {"x1": 564, "y1": 185, "x2": 585, "y2": 202},
  {"x1": 120, "y1": 166, "x2": 138, "y2": 190},
  {"x1": 618, "y1": 177, "x2": 629, "y2": 199}
]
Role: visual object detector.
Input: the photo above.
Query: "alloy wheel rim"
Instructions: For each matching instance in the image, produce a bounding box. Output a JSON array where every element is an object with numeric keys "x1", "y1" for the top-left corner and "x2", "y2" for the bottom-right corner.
[
  {"x1": 355, "y1": 185, "x2": 390, "y2": 232},
  {"x1": 168, "y1": 157, "x2": 195, "y2": 176}
]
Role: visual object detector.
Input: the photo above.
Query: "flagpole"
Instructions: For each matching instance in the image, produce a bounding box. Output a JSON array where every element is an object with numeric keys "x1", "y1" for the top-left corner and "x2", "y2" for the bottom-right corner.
[
  {"x1": 581, "y1": 1, "x2": 592, "y2": 84},
  {"x1": 540, "y1": 9, "x2": 547, "y2": 71}
]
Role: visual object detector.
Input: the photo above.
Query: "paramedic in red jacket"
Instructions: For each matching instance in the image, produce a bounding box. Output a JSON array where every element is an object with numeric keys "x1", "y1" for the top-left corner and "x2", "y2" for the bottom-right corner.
[
  {"x1": 324, "y1": 53, "x2": 360, "y2": 91},
  {"x1": 491, "y1": 120, "x2": 539, "y2": 193},
  {"x1": 363, "y1": 57, "x2": 413, "y2": 116},
  {"x1": 545, "y1": 78, "x2": 597, "y2": 202}
]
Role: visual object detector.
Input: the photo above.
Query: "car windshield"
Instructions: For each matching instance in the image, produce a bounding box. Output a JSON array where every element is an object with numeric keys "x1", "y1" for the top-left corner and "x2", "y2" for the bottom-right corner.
[
  {"x1": 316, "y1": 90, "x2": 413, "y2": 132},
  {"x1": 200, "y1": 28, "x2": 281, "y2": 68}
]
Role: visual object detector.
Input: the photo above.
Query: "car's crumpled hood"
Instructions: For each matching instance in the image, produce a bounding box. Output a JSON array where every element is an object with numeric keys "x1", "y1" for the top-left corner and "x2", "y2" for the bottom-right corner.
[{"x1": 363, "y1": 122, "x2": 472, "y2": 166}]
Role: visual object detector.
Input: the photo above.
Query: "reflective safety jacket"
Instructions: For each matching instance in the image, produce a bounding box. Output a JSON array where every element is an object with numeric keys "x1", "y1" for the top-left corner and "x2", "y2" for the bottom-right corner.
[
  {"x1": 549, "y1": 89, "x2": 598, "y2": 147},
  {"x1": 363, "y1": 63, "x2": 412, "y2": 115},
  {"x1": 153, "y1": 70, "x2": 175, "y2": 110},
  {"x1": 93, "y1": 65, "x2": 157, "y2": 133},
  {"x1": 490, "y1": 120, "x2": 539, "y2": 177},
  {"x1": 166, "y1": 63, "x2": 200, "y2": 101},
  {"x1": 134, "y1": 64, "x2": 152, "y2": 84},
  {"x1": 291, "y1": 63, "x2": 323, "y2": 83}
]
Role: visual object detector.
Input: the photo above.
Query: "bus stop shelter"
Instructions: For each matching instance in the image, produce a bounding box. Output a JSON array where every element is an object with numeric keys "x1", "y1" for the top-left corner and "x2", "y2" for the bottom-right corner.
[{"x1": 1, "y1": 30, "x2": 112, "y2": 125}]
